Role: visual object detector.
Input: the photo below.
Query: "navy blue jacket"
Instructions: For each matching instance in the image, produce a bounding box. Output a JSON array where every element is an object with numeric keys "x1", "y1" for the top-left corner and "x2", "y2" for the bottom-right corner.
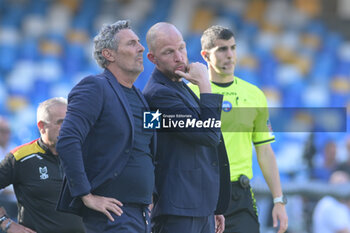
[
  {"x1": 56, "y1": 69, "x2": 156, "y2": 216},
  {"x1": 143, "y1": 69, "x2": 230, "y2": 218}
]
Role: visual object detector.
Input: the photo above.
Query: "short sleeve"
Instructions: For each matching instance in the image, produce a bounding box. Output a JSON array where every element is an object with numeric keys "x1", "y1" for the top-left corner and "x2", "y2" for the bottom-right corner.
[{"x1": 252, "y1": 89, "x2": 275, "y2": 146}]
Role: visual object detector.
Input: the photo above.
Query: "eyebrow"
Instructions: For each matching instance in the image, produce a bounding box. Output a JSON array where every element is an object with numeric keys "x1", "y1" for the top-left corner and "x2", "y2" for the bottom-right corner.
[
  {"x1": 216, "y1": 44, "x2": 236, "y2": 50},
  {"x1": 220, "y1": 43, "x2": 236, "y2": 48},
  {"x1": 128, "y1": 38, "x2": 140, "y2": 43},
  {"x1": 127, "y1": 39, "x2": 136, "y2": 44},
  {"x1": 161, "y1": 47, "x2": 174, "y2": 53}
]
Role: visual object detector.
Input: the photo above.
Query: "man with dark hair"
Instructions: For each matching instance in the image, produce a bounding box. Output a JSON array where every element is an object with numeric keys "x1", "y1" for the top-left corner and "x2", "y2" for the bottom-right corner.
[
  {"x1": 0, "y1": 97, "x2": 84, "y2": 233},
  {"x1": 56, "y1": 20, "x2": 156, "y2": 233},
  {"x1": 189, "y1": 25, "x2": 288, "y2": 233},
  {"x1": 143, "y1": 22, "x2": 230, "y2": 233}
]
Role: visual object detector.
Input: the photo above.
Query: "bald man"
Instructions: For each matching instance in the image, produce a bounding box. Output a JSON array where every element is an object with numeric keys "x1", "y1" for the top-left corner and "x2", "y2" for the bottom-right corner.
[{"x1": 143, "y1": 22, "x2": 231, "y2": 233}]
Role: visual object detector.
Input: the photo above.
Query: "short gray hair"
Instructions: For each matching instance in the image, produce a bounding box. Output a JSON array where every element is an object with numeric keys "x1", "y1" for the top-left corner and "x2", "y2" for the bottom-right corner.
[
  {"x1": 93, "y1": 20, "x2": 131, "y2": 68},
  {"x1": 37, "y1": 97, "x2": 67, "y2": 123}
]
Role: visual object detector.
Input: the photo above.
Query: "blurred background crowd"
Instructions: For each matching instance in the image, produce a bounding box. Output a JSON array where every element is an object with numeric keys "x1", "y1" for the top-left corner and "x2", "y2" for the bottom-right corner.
[{"x1": 0, "y1": 0, "x2": 349, "y2": 232}]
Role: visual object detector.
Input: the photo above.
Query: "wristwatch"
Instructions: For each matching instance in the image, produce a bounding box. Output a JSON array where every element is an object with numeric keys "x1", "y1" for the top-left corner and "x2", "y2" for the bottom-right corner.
[
  {"x1": 0, "y1": 214, "x2": 8, "y2": 225},
  {"x1": 273, "y1": 195, "x2": 287, "y2": 205}
]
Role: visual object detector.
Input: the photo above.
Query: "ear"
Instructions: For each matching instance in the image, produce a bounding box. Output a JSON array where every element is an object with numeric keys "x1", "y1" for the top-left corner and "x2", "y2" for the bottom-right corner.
[
  {"x1": 201, "y1": 50, "x2": 210, "y2": 62},
  {"x1": 147, "y1": 52, "x2": 156, "y2": 64},
  {"x1": 102, "y1": 49, "x2": 115, "y2": 62},
  {"x1": 37, "y1": 121, "x2": 45, "y2": 134}
]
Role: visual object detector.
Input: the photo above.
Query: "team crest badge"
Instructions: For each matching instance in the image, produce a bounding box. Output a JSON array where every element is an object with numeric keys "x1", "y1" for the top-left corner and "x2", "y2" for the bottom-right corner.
[
  {"x1": 222, "y1": 101, "x2": 232, "y2": 112},
  {"x1": 39, "y1": 166, "x2": 49, "y2": 180}
]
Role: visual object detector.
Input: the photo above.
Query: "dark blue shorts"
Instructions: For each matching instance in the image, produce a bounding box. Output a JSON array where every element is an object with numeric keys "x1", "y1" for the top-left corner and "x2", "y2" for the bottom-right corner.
[
  {"x1": 82, "y1": 204, "x2": 151, "y2": 233},
  {"x1": 152, "y1": 214, "x2": 214, "y2": 233}
]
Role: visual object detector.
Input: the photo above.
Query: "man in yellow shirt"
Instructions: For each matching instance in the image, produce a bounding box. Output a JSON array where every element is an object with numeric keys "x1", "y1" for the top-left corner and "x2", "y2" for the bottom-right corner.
[{"x1": 189, "y1": 25, "x2": 288, "y2": 233}]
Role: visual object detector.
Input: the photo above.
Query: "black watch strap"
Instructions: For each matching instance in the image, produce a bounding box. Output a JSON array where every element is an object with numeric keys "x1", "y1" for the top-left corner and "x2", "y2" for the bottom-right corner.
[{"x1": 0, "y1": 214, "x2": 8, "y2": 225}]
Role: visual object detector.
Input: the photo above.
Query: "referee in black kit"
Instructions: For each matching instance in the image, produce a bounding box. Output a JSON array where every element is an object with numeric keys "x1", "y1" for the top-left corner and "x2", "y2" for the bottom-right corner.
[{"x1": 0, "y1": 98, "x2": 84, "y2": 233}]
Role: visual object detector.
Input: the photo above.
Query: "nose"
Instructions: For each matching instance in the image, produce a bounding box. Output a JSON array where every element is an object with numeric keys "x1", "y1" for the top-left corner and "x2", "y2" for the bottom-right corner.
[
  {"x1": 227, "y1": 48, "x2": 235, "y2": 59},
  {"x1": 174, "y1": 50, "x2": 183, "y2": 62},
  {"x1": 138, "y1": 42, "x2": 145, "y2": 53},
  {"x1": 227, "y1": 49, "x2": 234, "y2": 58}
]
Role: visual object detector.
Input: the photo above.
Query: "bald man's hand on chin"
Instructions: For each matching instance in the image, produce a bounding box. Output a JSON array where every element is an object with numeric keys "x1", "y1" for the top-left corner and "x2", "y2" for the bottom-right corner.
[{"x1": 175, "y1": 62, "x2": 212, "y2": 93}]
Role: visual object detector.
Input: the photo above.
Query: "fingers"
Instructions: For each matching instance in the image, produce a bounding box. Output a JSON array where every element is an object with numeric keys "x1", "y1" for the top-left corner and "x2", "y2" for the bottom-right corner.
[
  {"x1": 189, "y1": 62, "x2": 206, "y2": 70},
  {"x1": 278, "y1": 218, "x2": 288, "y2": 233},
  {"x1": 175, "y1": 62, "x2": 208, "y2": 81},
  {"x1": 216, "y1": 224, "x2": 224, "y2": 233},
  {"x1": 110, "y1": 197, "x2": 123, "y2": 207},
  {"x1": 100, "y1": 197, "x2": 123, "y2": 221},
  {"x1": 272, "y1": 204, "x2": 288, "y2": 233},
  {"x1": 215, "y1": 215, "x2": 225, "y2": 233},
  {"x1": 106, "y1": 201, "x2": 123, "y2": 217},
  {"x1": 103, "y1": 209, "x2": 115, "y2": 222},
  {"x1": 278, "y1": 225, "x2": 288, "y2": 233},
  {"x1": 82, "y1": 194, "x2": 124, "y2": 222},
  {"x1": 272, "y1": 211, "x2": 277, "y2": 228},
  {"x1": 219, "y1": 220, "x2": 225, "y2": 233},
  {"x1": 273, "y1": 215, "x2": 288, "y2": 233},
  {"x1": 175, "y1": 70, "x2": 189, "y2": 79},
  {"x1": 102, "y1": 203, "x2": 122, "y2": 222}
]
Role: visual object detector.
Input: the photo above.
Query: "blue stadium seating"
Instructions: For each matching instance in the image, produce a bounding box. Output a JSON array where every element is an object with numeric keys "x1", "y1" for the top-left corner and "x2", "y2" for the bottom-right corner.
[{"x1": 0, "y1": 0, "x2": 348, "y2": 173}]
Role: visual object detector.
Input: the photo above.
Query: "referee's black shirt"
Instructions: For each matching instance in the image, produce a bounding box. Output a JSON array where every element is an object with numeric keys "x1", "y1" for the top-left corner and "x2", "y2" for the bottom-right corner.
[{"x1": 0, "y1": 138, "x2": 84, "y2": 233}]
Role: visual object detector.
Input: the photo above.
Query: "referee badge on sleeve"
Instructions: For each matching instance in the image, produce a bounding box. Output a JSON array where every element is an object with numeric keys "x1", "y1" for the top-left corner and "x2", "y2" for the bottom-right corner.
[{"x1": 267, "y1": 119, "x2": 274, "y2": 136}]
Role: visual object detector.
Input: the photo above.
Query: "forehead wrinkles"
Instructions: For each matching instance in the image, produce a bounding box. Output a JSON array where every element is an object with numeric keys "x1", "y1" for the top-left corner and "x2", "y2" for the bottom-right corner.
[{"x1": 116, "y1": 29, "x2": 138, "y2": 45}]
